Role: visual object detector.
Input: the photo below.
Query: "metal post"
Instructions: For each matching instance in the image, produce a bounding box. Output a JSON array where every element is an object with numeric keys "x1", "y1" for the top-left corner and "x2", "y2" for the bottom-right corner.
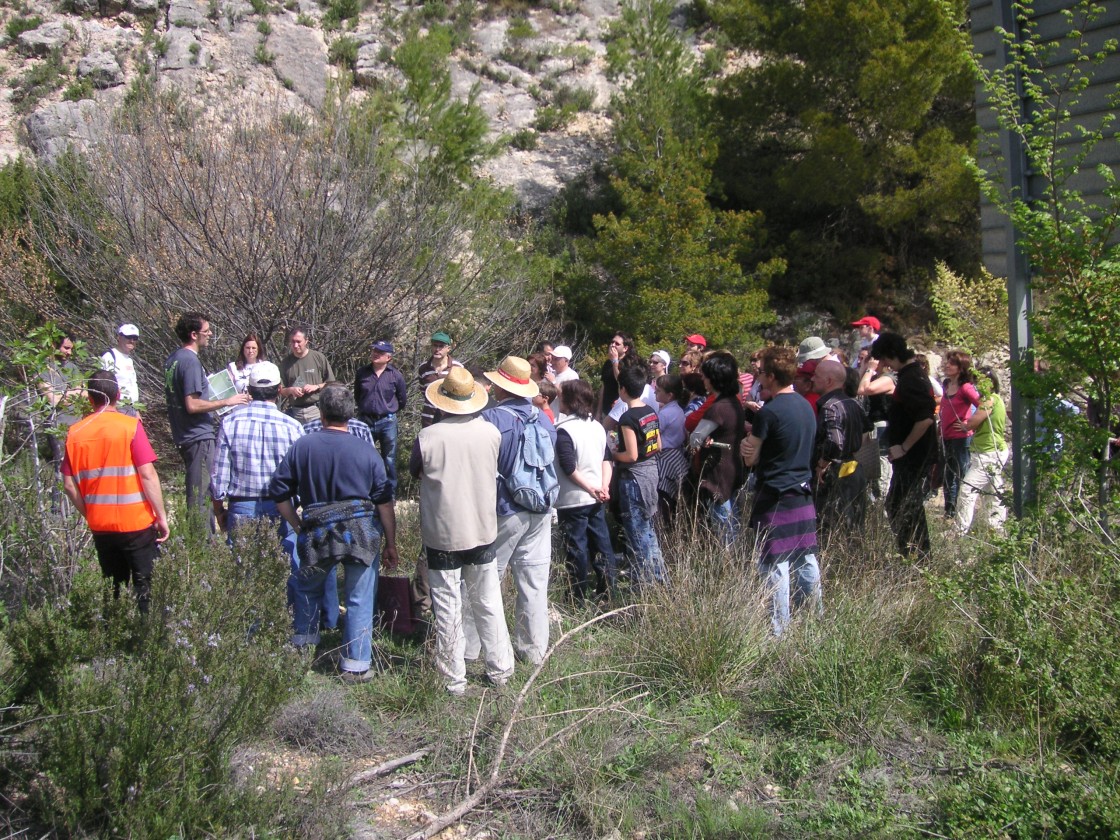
[{"x1": 993, "y1": 0, "x2": 1036, "y2": 516}]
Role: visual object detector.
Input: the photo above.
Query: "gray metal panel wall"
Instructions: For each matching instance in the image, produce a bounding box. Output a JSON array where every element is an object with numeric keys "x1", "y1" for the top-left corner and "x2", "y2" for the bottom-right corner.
[{"x1": 971, "y1": 0, "x2": 1120, "y2": 275}]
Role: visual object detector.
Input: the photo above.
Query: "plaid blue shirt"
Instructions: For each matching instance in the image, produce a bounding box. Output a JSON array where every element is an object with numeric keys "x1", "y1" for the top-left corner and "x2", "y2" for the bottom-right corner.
[
  {"x1": 302, "y1": 417, "x2": 376, "y2": 447},
  {"x1": 209, "y1": 401, "x2": 305, "y2": 500}
]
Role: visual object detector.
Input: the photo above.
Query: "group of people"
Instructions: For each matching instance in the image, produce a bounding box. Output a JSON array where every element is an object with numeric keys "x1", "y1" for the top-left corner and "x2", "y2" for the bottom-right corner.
[{"x1": 49, "y1": 310, "x2": 1011, "y2": 690}]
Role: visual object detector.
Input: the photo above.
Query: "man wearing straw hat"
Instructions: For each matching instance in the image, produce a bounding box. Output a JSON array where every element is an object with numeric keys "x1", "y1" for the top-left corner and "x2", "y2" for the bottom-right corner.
[
  {"x1": 409, "y1": 367, "x2": 514, "y2": 695},
  {"x1": 474, "y1": 355, "x2": 557, "y2": 666}
]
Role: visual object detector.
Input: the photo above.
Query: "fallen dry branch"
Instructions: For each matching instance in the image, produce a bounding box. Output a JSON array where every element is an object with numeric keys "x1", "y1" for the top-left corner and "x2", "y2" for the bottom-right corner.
[
  {"x1": 402, "y1": 605, "x2": 641, "y2": 840},
  {"x1": 347, "y1": 749, "x2": 432, "y2": 788}
]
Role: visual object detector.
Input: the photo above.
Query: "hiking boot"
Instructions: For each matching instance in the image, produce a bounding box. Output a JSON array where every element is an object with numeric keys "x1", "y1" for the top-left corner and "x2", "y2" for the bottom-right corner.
[{"x1": 339, "y1": 668, "x2": 376, "y2": 684}]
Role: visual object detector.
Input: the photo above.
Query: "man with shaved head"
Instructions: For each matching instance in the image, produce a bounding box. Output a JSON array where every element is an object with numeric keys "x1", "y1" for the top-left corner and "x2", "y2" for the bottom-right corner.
[{"x1": 810, "y1": 359, "x2": 870, "y2": 542}]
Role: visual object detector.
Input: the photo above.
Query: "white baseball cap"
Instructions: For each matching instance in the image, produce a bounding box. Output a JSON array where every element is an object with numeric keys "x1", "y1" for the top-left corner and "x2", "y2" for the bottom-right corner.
[{"x1": 249, "y1": 361, "x2": 282, "y2": 388}]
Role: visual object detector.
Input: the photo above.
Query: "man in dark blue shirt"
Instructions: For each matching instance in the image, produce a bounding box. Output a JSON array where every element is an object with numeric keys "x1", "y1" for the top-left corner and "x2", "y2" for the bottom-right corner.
[
  {"x1": 272, "y1": 384, "x2": 398, "y2": 683},
  {"x1": 354, "y1": 340, "x2": 408, "y2": 497}
]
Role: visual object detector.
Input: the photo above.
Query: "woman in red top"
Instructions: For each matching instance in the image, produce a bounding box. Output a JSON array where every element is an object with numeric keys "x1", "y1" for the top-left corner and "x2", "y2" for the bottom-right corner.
[{"x1": 939, "y1": 350, "x2": 980, "y2": 517}]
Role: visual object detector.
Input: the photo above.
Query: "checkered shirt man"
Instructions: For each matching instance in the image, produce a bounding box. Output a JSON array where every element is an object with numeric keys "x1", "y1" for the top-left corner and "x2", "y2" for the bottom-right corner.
[
  {"x1": 210, "y1": 401, "x2": 305, "y2": 501},
  {"x1": 302, "y1": 417, "x2": 376, "y2": 448}
]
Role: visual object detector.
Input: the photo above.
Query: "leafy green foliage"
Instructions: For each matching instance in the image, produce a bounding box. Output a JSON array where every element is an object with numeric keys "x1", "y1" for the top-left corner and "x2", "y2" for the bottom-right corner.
[
  {"x1": 11, "y1": 49, "x2": 67, "y2": 114},
  {"x1": 7, "y1": 526, "x2": 311, "y2": 836},
  {"x1": 363, "y1": 26, "x2": 500, "y2": 184},
  {"x1": 929, "y1": 260, "x2": 1009, "y2": 357},
  {"x1": 964, "y1": 532, "x2": 1120, "y2": 760},
  {"x1": 563, "y1": 0, "x2": 778, "y2": 348},
  {"x1": 937, "y1": 763, "x2": 1120, "y2": 838},
  {"x1": 0, "y1": 157, "x2": 37, "y2": 230},
  {"x1": 509, "y1": 128, "x2": 538, "y2": 150},
  {"x1": 709, "y1": 0, "x2": 980, "y2": 309},
  {"x1": 62, "y1": 75, "x2": 95, "y2": 102}
]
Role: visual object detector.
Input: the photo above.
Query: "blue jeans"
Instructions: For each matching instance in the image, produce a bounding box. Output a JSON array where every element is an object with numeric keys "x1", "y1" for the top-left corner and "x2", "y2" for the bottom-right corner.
[
  {"x1": 760, "y1": 553, "x2": 822, "y2": 636},
  {"x1": 705, "y1": 496, "x2": 739, "y2": 548},
  {"x1": 618, "y1": 475, "x2": 667, "y2": 587},
  {"x1": 227, "y1": 499, "x2": 339, "y2": 630},
  {"x1": 292, "y1": 555, "x2": 379, "y2": 673},
  {"x1": 366, "y1": 415, "x2": 399, "y2": 496},
  {"x1": 942, "y1": 437, "x2": 971, "y2": 515},
  {"x1": 558, "y1": 502, "x2": 618, "y2": 599}
]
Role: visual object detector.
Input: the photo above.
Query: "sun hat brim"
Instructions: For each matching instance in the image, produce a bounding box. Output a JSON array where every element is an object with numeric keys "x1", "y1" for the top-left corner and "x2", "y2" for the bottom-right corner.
[
  {"x1": 484, "y1": 368, "x2": 539, "y2": 398},
  {"x1": 425, "y1": 378, "x2": 490, "y2": 415}
]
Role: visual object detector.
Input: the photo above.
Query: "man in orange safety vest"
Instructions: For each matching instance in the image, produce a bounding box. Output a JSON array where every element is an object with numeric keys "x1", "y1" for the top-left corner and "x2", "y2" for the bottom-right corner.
[{"x1": 63, "y1": 369, "x2": 170, "y2": 612}]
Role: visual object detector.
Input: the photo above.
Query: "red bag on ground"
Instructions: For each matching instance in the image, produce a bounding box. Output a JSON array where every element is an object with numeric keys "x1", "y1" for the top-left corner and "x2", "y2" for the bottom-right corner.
[{"x1": 376, "y1": 575, "x2": 417, "y2": 635}]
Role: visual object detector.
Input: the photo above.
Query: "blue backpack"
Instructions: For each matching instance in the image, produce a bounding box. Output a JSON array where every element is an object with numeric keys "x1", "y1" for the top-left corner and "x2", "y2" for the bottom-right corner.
[{"x1": 496, "y1": 405, "x2": 559, "y2": 513}]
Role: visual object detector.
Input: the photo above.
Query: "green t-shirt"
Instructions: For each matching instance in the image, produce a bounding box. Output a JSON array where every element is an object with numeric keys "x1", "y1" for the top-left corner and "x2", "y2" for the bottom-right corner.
[
  {"x1": 971, "y1": 393, "x2": 1008, "y2": 453},
  {"x1": 280, "y1": 349, "x2": 334, "y2": 408}
]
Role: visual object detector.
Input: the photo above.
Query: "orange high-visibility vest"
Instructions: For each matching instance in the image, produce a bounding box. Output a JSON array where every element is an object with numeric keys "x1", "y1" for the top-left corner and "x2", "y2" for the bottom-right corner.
[{"x1": 65, "y1": 410, "x2": 156, "y2": 533}]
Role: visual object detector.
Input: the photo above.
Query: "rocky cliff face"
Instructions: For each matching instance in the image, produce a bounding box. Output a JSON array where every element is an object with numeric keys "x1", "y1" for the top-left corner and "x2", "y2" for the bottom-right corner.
[{"x1": 1, "y1": 0, "x2": 632, "y2": 208}]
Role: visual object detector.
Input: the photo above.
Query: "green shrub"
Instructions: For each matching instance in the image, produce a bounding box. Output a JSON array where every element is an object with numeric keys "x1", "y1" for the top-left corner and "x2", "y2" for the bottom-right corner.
[
  {"x1": 552, "y1": 84, "x2": 594, "y2": 112},
  {"x1": 421, "y1": 0, "x2": 448, "y2": 20},
  {"x1": 6, "y1": 15, "x2": 41, "y2": 40},
  {"x1": 249, "y1": 0, "x2": 270, "y2": 14},
  {"x1": 0, "y1": 156, "x2": 38, "y2": 230},
  {"x1": 328, "y1": 34, "x2": 359, "y2": 69},
  {"x1": 533, "y1": 104, "x2": 574, "y2": 132},
  {"x1": 11, "y1": 49, "x2": 65, "y2": 114},
  {"x1": 254, "y1": 41, "x2": 274, "y2": 65},
  {"x1": 936, "y1": 763, "x2": 1120, "y2": 838},
  {"x1": 509, "y1": 129, "x2": 538, "y2": 151},
  {"x1": 7, "y1": 523, "x2": 307, "y2": 836},
  {"x1": 963, "y1": 526, "x2": 1120, "y2": 760},
  {"x1": 62, "y1": 76, "x2": 95, "y2": 102},
  {"x1": 507, "y1": 15, "x2": 535, "y2": 41},
  {"x1": 322, "y1": 0, "x2": 359, "y2": 29},
  {"x1": 257, "y1": 18, "x2": 272, "y2": 34}
]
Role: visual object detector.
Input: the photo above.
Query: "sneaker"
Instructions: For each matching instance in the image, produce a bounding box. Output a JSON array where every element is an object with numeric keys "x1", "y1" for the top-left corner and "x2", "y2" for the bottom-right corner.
[{"x1": 339, "y1": 668, "x2": 376, "y2": 684}]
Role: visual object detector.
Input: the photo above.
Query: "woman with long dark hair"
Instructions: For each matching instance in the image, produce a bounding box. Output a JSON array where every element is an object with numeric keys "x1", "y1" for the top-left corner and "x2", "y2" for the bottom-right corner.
[
  {"x1": 599, "y1": 331, "x2": 639, "y2": 419},
  {"x1": 232, "y1": 333, "x2": 268, "y2": 392},
  {"x1": 555, "y1": 379, "x2": 618, "y2": 600},
  {"x1": 939, "y1": 349, "x2": 980, "y2": 517},
  {"x1": 692, "y1": 350, "x2": 746, "y2": 545},
  {"x1": 654, "y1": 373, "x2": 689, "y2": 520}
]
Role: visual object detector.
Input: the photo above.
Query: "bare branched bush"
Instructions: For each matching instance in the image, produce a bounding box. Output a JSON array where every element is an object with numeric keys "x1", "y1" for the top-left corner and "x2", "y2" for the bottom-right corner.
[
  {"x1": 271, "y1": 688, "x2": 376, "y2": 756},
  {"x1": 31, "y1": 94, "x2": 554, "y2": 388}
]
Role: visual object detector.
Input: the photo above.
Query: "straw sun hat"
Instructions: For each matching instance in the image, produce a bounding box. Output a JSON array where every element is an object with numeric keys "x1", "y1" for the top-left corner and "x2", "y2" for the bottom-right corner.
[
  {"x1": 424, "y1": 367, "x2": 490, "y2": 415},
  {"x1": 484, "y1": 356, "x2": 540, "y2": 399}
]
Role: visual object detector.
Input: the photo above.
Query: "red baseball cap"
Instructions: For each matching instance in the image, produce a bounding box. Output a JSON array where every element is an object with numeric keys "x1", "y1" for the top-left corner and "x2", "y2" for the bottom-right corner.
[
  {"x1": 684, "y1": 333, "x2": 708, "y2": 347},
  {"x1": 851, "y1": 316, "x2": 881, "y2": 331},
  {"x1": 797, "y1": 359, "x2": 820, "y2": 376}
]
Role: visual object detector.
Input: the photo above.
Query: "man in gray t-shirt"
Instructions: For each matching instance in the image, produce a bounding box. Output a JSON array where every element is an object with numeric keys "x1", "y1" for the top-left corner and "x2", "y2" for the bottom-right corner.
[{"x1": 164, "y1": 312, "x2": 249, "y2": 519}]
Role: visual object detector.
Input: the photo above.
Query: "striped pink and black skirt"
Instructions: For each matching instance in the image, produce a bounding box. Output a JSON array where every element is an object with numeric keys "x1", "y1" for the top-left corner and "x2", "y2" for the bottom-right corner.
[{"x1": 748, "y1": 486, "x2": 819, "y2": 565}]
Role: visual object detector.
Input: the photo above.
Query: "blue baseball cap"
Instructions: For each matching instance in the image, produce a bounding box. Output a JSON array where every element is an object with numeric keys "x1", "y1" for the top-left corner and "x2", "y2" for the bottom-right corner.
[{"x1": 371, "y1": 340, "x2": 394, "y2": 354}]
